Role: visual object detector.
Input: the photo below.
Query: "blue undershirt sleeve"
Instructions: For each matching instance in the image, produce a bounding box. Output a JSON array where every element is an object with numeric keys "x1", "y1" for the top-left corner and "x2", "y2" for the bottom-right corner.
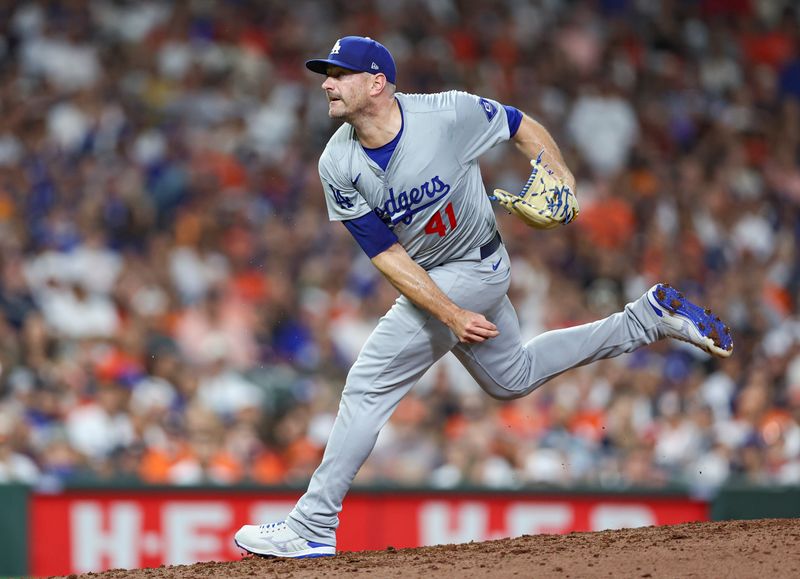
[
  {"x1": 504, "y1": 105, "x2": 523, "y2": 138},
  {"x1": 343, "y1": 211, "x2": 399, "y2": 258}
]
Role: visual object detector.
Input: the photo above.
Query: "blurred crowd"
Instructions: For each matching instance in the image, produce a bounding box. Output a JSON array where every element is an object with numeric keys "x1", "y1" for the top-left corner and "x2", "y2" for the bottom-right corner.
[{"x1": 0, "y1": 0, "x2": 799, "y2": 495}]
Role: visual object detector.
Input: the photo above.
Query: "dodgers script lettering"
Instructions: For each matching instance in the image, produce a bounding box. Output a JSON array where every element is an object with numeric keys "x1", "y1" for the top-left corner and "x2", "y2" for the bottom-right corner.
[{"x1": 374, "y1": 175, "x2": 452, "y2": 226}]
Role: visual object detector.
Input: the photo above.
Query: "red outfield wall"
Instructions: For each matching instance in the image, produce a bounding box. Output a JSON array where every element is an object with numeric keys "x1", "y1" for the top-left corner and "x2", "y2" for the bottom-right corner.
[{"x1": 29, "y1": 489, "x2": 708, "y2": 576}]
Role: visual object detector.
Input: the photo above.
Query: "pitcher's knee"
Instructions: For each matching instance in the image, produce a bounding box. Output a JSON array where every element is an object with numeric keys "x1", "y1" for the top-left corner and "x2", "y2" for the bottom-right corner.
[
  {"x1": 482, "y1": 382, "x2": 530, "y2": 401},
  {"x1": 341, "y1": 380, "x2": 371, "y2": 403},
  {"x1": 341, "y1": 374, "x2": 395, "y2": 405}
]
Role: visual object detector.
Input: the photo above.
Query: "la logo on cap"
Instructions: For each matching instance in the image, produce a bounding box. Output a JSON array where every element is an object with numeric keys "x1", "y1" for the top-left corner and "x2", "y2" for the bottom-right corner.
[{"x1": 330, "y1": 39, "x2": 342, "y2": 55}]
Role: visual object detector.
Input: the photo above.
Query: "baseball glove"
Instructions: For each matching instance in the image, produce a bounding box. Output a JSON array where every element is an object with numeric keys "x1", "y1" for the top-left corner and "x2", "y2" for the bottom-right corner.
[{"x1": 491, "y1": 153, "x2": 579, "y2": 230}]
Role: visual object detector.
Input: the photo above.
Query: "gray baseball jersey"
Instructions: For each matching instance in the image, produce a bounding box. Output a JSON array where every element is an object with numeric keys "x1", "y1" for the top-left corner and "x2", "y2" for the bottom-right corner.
[
  {"x1": 320, "y1": 91, "x2": 510, "y2": 268},
  {"x1": 286, "y1": 90, "x2": 667, "y2": 547}
]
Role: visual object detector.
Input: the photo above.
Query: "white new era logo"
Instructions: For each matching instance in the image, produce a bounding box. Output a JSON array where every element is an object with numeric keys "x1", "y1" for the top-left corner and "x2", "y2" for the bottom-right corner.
[
  {"x1": 331, "y1": 39, "x2": 341, "y2": 55},
  {"x1": 371, "y1": 62, "x2": 379, "y2": 70}
]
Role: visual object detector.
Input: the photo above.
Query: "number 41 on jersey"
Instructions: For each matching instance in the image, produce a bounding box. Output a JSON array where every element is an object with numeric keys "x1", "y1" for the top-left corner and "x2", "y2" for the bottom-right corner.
[{"x1": 425, "y1": 202, "x2": 457, "y2": 237}]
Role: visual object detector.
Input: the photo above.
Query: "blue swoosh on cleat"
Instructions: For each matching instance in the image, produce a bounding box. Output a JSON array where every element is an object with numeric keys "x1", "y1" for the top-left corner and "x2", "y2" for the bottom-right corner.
[
  {"x1": 307, "y1": 541, "x2": 334, "y2": 549},
  {"x1": 649, "y1": 301, "x2": 663, "y2": 317}
]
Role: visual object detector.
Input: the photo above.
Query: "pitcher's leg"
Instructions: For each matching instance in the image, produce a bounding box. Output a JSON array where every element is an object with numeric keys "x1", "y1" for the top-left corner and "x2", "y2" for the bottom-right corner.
[
  {"x1": 454, "y1": 291, "x2": 662, "y2": 399},
  {"x1": 286, "y1": 296, "x2": 457, "y2": 544}
]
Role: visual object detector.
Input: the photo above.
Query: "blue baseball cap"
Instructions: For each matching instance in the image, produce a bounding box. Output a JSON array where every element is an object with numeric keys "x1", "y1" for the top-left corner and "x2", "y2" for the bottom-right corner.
[{"x1": 306, "y1": 36, "x2": 396, "y2": 84}]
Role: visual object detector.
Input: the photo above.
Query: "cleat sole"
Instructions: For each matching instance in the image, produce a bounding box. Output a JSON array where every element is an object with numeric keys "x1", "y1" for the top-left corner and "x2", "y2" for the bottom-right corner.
[{"x1": 651, "y1": 284, "x2": 733, "y2": 358}]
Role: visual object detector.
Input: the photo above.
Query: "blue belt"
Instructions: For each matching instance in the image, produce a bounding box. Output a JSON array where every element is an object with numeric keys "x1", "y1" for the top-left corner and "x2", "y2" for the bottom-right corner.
[{"x1": 479, "y1": 231, "x2": 502, "y2": 259}]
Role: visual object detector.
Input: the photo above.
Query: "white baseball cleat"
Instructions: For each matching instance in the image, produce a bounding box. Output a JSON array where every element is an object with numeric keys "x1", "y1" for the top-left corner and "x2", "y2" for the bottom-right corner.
[
  {"x1": 234, "y1": 521, "x2": 336, "y2": 558},
  {"x1": 646, "y1": 283, "x2": 733, "y2": 358}
]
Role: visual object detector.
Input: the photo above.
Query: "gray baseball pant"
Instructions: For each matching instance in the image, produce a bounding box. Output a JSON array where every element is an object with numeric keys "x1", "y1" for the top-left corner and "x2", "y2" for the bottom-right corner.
[{"x1": 286, "y1": 244, "x2": 662, "y2": 545}]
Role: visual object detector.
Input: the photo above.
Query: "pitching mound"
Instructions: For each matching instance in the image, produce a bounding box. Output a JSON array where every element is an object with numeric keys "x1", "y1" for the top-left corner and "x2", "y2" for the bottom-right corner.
[{"x1": 64, "y1": 518, "x2": 799, "y2": 579}]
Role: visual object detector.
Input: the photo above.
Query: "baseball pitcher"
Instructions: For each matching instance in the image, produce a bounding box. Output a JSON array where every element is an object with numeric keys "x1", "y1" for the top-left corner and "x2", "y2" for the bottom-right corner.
[{"x1": 235, "y1": 36, "x2": 733, "y2": 558}]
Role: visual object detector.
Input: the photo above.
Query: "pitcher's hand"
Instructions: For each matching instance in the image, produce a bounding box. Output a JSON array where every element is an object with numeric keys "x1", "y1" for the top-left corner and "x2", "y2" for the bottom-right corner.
[{"x1": 448, "y1": 308, "x2": 499, "y2": 343}]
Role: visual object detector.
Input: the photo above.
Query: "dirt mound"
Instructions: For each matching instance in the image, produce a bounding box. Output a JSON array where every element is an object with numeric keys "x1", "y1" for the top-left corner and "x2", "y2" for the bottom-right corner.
[{"x1": 62, "y1": 518, "x2": 800, "y2": 579}]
